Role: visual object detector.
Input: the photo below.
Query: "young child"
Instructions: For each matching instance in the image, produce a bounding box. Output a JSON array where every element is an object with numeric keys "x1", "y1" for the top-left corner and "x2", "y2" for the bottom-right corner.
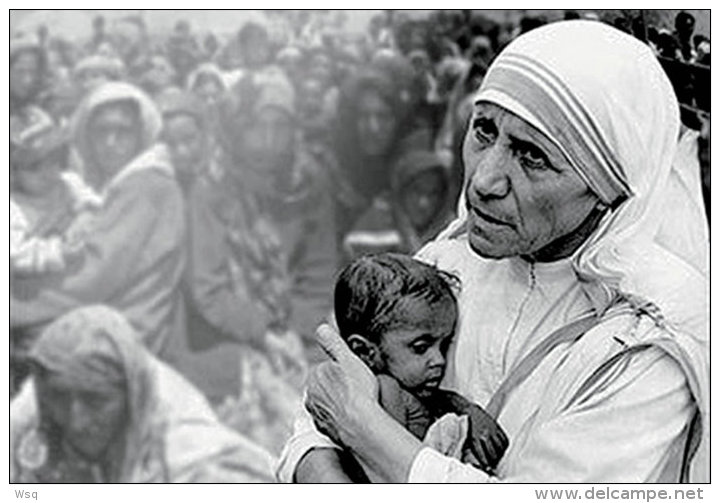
[
  {"x1": 333, "y1": 253, "x2": 508, "y2": 479},
  {"x1": 10, "y1": 123, "x2": 102, "y2": 278}
]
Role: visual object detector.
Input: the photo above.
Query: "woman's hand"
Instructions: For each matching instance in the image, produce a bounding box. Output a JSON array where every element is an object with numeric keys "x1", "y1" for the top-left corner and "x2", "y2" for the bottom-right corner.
[{"x1": 304, "y1": 324, "x2": 378, "y2": 446}]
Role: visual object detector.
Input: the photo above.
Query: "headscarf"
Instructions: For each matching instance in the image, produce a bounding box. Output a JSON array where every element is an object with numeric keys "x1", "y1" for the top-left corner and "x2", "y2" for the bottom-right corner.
[
  {"x1": 155, "y1": 87, "x2": 206, "y2": 129},
  {"x1": 73, "y1": 54, "x2": 125, "y2": 83},
  {"x1": 186, "y1": 62, "x2": 228, "y2": 94},
  {"x1": 71, "y1": 82, "x2": 164, "y2": 182},
  {"x1": 10, "y1": 34, "x2": 48, "y2": 111},
  {"x1": 21, "y1": 305, "x2": 275, "y2": 482},
  {"x1": 28, "y1": 305, "x2": 155, "y2": 482},
  {"x1": 217, "y1": 68, "x2": 295, "y2": 153},
  {"x1": 438, "y1": 20, "x2": 708, "y2": 482}
]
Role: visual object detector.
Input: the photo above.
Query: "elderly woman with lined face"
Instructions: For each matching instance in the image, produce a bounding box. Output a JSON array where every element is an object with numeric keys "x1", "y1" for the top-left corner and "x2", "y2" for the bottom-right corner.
[{"x1": 278, "y1": 21, "x2": 708, "y2": 483}]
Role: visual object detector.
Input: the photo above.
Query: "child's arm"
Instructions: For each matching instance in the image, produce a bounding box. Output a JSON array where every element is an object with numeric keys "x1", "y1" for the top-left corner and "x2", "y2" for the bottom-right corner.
[
  {"x1": 428, "y1": 389, "x2": 509, "y2": 472},
  {"x1": 294, "y1": 448, "x2": 369, "y2": 483},
  {"x1": 11, "y1": 202, "x2": 67, "y2": 276}
]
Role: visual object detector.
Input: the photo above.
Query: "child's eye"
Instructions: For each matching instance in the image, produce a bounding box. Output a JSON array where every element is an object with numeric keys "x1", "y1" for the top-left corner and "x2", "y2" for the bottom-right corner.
[{"x1": 411, "y1": 342, "x2": 430, "y2": 355}]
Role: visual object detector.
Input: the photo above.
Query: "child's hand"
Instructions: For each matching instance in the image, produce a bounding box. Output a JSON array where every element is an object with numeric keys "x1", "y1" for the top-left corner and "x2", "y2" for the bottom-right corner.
[
  {"x1": 463, "y1": 402, "x2": 509, "y2": 472},
  {"x1": 429, "y1": 389, "x2": 509, "y2": 472}
]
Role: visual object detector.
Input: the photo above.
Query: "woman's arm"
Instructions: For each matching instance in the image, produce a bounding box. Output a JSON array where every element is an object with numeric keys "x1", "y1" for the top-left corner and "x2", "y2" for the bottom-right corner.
[
  {"x1": 294, "y1": 448, "x2": 363, "y2": 483},
  {"x1": 304, "y1": 326, "x2": 423, "y2": 482},
  {"x1": 186, "y1": 182, "x2": 268, "y2": 347}
]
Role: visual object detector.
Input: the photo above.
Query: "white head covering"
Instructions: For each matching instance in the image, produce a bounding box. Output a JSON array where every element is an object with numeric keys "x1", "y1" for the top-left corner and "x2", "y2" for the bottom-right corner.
[
  {"x1": 70, "y1": 81, "x2": 171, "y2": 193},
  {"x1": 439, "y1": 21, "x2": 708, "y2": 482}
]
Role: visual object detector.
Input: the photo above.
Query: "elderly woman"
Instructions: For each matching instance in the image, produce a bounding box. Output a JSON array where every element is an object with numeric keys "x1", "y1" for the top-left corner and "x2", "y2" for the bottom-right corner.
[
  {"x1": 279, "y1": 21, "x2": 708, "y2": 483},
  {"x1": 10, "y1": 306, "x2": 275, "y2": 483},
  {"x1": 191, "y1": 69, "x2": 337, "y2": 369},
  {"x1": 11, "y1": 82, "x2": 186, "y2": 360}
]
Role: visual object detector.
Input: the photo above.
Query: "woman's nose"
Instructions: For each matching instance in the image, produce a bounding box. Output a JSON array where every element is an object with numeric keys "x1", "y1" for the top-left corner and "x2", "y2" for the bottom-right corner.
[
  {"x1": 104, "y1": 131, "x2": 120, "y2": 149},
  {"x1": 470, "y1": 144, "x2": 511, "y2": 199},
  {"x1": 68, "y1": 398, "x2": 91, "y2": 433},
  {"x1": 368, "y1": 115, "x2": 381, "y2": 134}
]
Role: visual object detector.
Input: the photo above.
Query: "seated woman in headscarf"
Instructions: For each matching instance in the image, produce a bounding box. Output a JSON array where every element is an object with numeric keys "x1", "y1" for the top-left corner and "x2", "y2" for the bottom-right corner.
[
  {"x1": 191, "y1": 69, "x2": 337, "y2": 366},
  {"x1": 154, "y1": 87, "x2": 251, "y2": 405},
  {"x1": 10, "y1": 305, "x2": 275, "y2": 483},
  {"x1": 11, "y1": 82, "x2": 186, "y2": 360}
]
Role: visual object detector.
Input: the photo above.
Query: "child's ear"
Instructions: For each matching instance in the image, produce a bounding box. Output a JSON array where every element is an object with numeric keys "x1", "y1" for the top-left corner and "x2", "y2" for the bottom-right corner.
[{"x1": 347, "y1": 334, "x2": 382, "y2": 371}]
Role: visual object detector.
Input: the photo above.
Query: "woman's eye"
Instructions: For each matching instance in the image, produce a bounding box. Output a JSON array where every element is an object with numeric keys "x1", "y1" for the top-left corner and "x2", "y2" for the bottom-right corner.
[
  {"x1": 472, "y1": 118, "x2": 496, "y2": 145},
  {"x1": 515, "y1": 143, "x2": 549, "y2": 170}
]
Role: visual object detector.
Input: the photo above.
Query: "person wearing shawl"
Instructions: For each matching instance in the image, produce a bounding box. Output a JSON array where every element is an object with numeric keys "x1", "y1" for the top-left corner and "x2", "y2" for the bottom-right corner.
[
  {"x1": 278, "y1": 21, "x2": 708, "y2": 483},
  {"x1": 11, "y1": 82, "x2": 186, "y2": 360},
  {"x1": 191, "y1": 68, "x2": 337, "y2": 370},
  {"x1": 153, "y1": 86, "x2": 249, "y2": 403},
  {"x1": 186, "y1": 62, "x2": 227, "y2": 108},
  {"x1": 10, "y1": 306, "x2": 275, "y2": 483},
  {"x1": 11, "y1": 34, "x2": 53, "y2": 159},
  {"x1": 331, "y1": 67, "x2": 426, "y2": 243}
]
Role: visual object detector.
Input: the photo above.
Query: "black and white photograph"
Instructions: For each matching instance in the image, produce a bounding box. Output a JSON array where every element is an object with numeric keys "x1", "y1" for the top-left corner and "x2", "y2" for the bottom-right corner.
[{"x1": 8, "y1": 7, "x2": 710, "y2": 491}]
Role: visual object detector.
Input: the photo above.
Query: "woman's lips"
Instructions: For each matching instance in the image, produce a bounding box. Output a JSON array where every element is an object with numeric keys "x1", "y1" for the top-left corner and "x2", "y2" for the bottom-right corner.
[{"x1": 470, "y1": 206, "x2": 512, "y2": 227}]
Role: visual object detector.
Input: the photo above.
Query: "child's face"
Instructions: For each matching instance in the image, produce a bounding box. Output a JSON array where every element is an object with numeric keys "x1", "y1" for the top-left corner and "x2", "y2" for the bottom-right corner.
[
  {"x1": 401, "y1": 170, "x2": 447, "y2": 231},
  {"x1": 378, "y1": 296, "x2": 456, "y2": 399},
  {"x1": 13, "y1": 151, "x2": 64, "y2": 197}
]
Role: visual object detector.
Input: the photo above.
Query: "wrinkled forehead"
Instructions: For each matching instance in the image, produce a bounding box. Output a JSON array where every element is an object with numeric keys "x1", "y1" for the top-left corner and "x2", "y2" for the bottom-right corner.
[{"x1": 472, "y1": 100, "x2": 560, "y2": 148}]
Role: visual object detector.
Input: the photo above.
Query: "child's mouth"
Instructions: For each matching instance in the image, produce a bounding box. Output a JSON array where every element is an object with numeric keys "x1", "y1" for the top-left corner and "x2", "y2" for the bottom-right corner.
[{"x1": 423, "y1": 377, "x2": 442, "y2": 388}]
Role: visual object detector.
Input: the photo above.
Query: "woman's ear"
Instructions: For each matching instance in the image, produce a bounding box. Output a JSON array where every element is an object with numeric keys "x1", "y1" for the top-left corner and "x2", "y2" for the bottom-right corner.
[{"x1": 346, "y1": 334, "x2": 381, "y2": 372}]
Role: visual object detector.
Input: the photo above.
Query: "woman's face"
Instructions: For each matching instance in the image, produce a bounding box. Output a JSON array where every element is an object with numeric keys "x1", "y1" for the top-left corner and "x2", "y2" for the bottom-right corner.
[
  {"x1": 400, "y1": 170, "x2": 447, "y2": 231},
  {"x1": 193, "y1": 75, "x2": 223, "y2": 104},
  {"x1": 357, "y1": 90, "x2": 396, "y2": 158},
  {"x1": 163, "y1": 114, "x2": 206, "y2": 182},
  {"x1": 11, "y1": 51, "x2": 42, "y2": 102},
  {"x1": 87, "y1": 101, "x2": 143, "y2": 179},
  {"x1": 463, "y1": 102, "x2": 600, "y2": 259},
  {"x1": 35, "y1": 370, "x2": 128, "y2": 461},
  {"x1": 240, "y1": 106, "x2": 295, "y2": 175}
]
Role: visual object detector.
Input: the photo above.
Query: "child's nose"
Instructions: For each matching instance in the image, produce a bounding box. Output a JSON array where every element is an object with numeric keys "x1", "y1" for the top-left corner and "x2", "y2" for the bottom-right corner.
[{"x1": 428, "y1": 347, "x2": 445, "y2": 368}]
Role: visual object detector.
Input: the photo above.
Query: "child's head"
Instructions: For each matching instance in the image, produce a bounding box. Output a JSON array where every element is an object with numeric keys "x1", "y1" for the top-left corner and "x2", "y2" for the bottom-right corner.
[{"x1": 334, "y1": 253, "x2": 459, "y2": 398}]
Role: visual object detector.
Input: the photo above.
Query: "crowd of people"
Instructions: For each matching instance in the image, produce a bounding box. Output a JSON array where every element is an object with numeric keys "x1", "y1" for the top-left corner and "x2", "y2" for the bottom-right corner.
[{"x1": 10, "y1": 9, "x2": 709, "y2": 483}]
